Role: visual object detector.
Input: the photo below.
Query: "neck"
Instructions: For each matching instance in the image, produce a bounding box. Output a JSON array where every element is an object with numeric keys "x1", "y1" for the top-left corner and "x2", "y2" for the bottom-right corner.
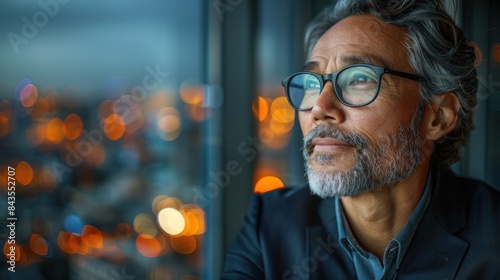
[{"x1": 340, "y1": 161, "x2": 430, "y2": 261}]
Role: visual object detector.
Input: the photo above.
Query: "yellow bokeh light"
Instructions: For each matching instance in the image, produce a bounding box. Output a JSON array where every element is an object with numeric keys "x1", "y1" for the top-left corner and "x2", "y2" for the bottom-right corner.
[
  {"x1": 133, "y1": 213, "x2": 158, "y2": 237},
  {"x1": 254, "y1": 176, "x2": 285, "y2": 194},
  {"x1": 269, "y1": 118, "x2": 294, "y2": 134},
  {"x1": 156, "y1": 107, "x2": 181, "y2": 141},
  {"x1": 157, "y1": 197, "x2": 183, "y2": 213},
  {"x1": 157, "y1": 207, "x2": 185, "y2": 236},
  {"x1": 157, "y1": 115, "x2": 181, "y2": 133},
  {"x1": 152, "y1": 195, "x2": 170, "y2": 215},
  {"x1": 270, "y1": 97, "x2": 295, "y2": 124}
]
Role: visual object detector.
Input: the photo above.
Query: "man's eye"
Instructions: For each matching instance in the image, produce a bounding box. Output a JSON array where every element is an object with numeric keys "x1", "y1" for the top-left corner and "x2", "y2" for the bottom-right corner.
[
  {"x1": 349, "y1": 74, "x2": 373, "y2": 85},
  {"x1": 305, "y1": 80, "x2": 320, "y2": 89}
]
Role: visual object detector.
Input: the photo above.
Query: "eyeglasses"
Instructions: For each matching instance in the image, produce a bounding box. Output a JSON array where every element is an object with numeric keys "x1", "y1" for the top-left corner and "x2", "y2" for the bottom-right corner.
[{"x1": 281, "y1": 63, "x2": 422, "y2": 110}]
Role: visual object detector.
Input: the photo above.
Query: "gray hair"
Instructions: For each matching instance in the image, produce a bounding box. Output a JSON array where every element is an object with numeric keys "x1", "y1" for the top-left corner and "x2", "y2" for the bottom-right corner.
[{"x1": 305, "y1": 0, "x2": 478, "y2": 167}]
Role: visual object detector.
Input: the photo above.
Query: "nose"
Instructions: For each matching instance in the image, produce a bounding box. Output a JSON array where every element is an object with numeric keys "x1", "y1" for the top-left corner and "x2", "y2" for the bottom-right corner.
[{"x1": 310, "y1": 81, "x2": 345, "y2": 124}]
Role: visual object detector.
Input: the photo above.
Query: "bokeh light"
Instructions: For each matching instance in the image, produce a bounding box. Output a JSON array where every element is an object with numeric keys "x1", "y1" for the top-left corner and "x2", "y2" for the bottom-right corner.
[
  {"x1": 135, "y1": 234, "x2": 166, "y2": 258},
  {"x1": 270, "y1": 96, "x2": 295, "y2": 124},
  {"x1": 170, "y1": 235, "x2": 196, "y2": 255},
  {"x1": 15, "y1": 78, "x2": 32, "y2": 100},
  {"x1": 103, "y1": 114, "x2": 126, "y2": 140},
  {"x1": 82, "y1": 225, "x2": 103, "y2": 249},
  {"x1": 254, "y1": 176, "x2": 284, "y2": 194},
  {"x1": 57, "y1": 231, "x2": 79, "y2": 254},
  {"x1": 156, "y1": 107, "x2": 181, "y2": 141},
  {"x1": 4, "y1": 241, "x2": 22, "y2": 261},
  {"x1": 157, "y1": 207, "x2": 185, "y2": 236},
  {"x1": 157, "y1": 115, "x2": 181, "y2": 133},
  {"x1": 493, "y1": 43, "x2": 500, "y2": 63},
  {"x1": 0, "y1": 100, "x2": 12, "y2": 138},
  {"x1": 180, "y1": 82, "x2": 204, "y2": 105},
  {"x1": 64, "y1": 215, "x2": 84, "y2": 234},
  {"x1": 133, "y1": 213, "x2": 158, "y2": 237},
  {"x1": 16, "y1": 161, "x2": 34, "y2": 186},
  {"x1": 20, "y1": 84, "x2": 39, "y2": 107},
  {"x1": 29, "y1": 234, "x2": 48, "y2": 256},
  {"x1": 63, "y1": 114, "x2": 83, "y2": 140},
  {"x1": 252, "y1": 96, "x2": 269, "y2": 122},
  {"x1": 46, "y1": 117, "x2": 64, "y2": 144}
]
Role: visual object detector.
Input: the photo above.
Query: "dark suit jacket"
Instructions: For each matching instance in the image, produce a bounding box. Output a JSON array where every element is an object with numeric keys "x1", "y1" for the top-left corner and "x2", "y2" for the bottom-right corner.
[{"x1": 222, "y1": 167, "x2": 500, "y2": 279}]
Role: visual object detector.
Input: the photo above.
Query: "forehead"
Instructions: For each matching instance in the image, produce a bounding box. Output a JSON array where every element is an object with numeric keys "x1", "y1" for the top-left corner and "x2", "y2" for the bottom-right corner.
[{"x1": 309, "y1": 14, "x2": 411, "y2": 72}]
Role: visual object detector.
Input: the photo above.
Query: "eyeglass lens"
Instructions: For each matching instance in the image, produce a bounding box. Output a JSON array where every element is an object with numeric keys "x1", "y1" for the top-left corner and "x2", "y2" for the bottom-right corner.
[{"x1": 287, "y1": 65, "x2": 379, "y2": 109}]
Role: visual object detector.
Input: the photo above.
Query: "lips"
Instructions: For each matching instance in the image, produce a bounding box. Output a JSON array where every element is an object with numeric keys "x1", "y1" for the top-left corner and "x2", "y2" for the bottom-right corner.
[{"x1": 311, "y1": 137, "x2": 353, "y2": 152}]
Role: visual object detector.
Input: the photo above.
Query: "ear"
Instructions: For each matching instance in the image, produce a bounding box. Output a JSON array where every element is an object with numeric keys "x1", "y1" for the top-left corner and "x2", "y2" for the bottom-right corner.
[{"x1": 422, "y1": 93, "x2": 461, "y2": 141}]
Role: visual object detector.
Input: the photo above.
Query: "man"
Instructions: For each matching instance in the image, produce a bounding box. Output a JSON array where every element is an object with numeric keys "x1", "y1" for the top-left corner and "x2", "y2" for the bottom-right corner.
[{"x1": 222, "y1": 0, "x2": 500, "y2": 279}]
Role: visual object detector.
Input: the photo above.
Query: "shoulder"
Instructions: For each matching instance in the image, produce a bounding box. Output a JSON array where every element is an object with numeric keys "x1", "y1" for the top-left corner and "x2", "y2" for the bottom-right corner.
[
  {"x1": 439, "y1": 167, "x2": 500, "y2": 205},
  {"x1": 251, "y1": 185, "x2": 317, "y2": 217}
]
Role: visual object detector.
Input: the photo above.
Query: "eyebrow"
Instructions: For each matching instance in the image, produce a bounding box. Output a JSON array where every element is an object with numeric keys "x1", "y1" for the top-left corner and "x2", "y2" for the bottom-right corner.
[{"x1": 304, "y1": 54, "x2": 392, "y2": 72}]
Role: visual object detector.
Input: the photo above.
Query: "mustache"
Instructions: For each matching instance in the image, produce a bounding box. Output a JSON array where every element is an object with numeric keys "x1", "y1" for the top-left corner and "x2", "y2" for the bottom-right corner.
[{"x1": 302, "y1": 124, "x2": 368, "y2": 155}]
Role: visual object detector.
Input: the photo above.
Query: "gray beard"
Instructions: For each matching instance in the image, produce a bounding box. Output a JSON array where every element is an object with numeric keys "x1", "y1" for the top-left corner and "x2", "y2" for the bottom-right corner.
[{"x1": 303, "y1": 105, "x2": 424, "y2": 198}]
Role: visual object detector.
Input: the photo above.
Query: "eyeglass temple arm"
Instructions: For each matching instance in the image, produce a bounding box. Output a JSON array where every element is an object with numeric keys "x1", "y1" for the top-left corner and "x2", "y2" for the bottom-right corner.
[{"x1": 384, "y1": 68, "x2": 422, "y2": 81}]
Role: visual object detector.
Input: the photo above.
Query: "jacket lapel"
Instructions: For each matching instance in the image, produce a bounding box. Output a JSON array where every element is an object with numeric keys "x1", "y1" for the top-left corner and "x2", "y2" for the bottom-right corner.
[
  {"x1": 304, "y1": 196, "x2": 355, "y2": 279},
  {"x1": 397, "y1": 167, "x2": 469, "y2": 279}
]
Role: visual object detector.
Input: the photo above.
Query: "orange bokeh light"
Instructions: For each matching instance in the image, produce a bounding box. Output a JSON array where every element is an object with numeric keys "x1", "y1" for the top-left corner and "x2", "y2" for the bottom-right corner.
[
  {"x1": 57, "y1": 231, "x2": 79, "y2": 254},
  {"x1": 270, "y1": 97, "x2": 295, "y2": 124},
  {"x1": 29, "y1": 234, "x2": 48, "y2": 256},
  {"x1": 16, "y1": 161, "x2": 33, "y2": 186},
  {"x1": 180, "y1": 85, "x2": 204, "y2": 105},
  {"x1": 252, "y1": 96, "x2": 269, "y2": 122},
  {"x1": 136, "y1": 234, "x2": 163, "y2": 258},
  {"x1": 63, "y1": 114, "x2": 83, "y2": 140},
  {"x1": 103, "y1": 114, "x2": 126, "y2": 140},
  {"x1": 82, "y1": 225, "x2": 103, "y2": 248},
  {"x1": 254, "y1": 176, "x2": 285, "y2": 194},
  {"x1": 170, "y1": 235, "x2": 196, "y2": 255},
  {"x1": 4, "y1": 241, "x2": 21, "y2": 261},
  {"x1": 0, "y1": 100, "x2": 12, "y2": 138},
  {"x1": 493, "y1": 43, "x2": 500, "y2": 63},
  {"x1": 46, "y1": 117, "x2": 64, "y2": 144}
]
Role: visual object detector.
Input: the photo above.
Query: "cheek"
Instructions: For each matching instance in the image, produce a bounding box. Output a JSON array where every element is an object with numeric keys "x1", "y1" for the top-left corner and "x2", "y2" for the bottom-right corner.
[{"x1": 298, "y1": 112, "x2": 311, "y2": 136}]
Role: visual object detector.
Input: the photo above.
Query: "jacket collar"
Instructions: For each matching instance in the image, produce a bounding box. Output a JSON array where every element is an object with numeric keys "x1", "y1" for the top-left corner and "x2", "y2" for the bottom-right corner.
[{"x1": 310, "y1": 166, "x2": 469, "y2": 279}]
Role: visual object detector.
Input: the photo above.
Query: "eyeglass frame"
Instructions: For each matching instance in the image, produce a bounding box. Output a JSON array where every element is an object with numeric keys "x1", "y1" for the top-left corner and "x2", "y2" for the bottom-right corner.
[{"x1": 281, "y1": 63, "x2": 423, "y2": 110}]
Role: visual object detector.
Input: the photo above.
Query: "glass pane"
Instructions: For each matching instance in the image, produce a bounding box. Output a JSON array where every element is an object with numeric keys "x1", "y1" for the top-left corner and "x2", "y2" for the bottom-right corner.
[{"x1": 0, "y1": 1, "x2": 207, "y2": 279}]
